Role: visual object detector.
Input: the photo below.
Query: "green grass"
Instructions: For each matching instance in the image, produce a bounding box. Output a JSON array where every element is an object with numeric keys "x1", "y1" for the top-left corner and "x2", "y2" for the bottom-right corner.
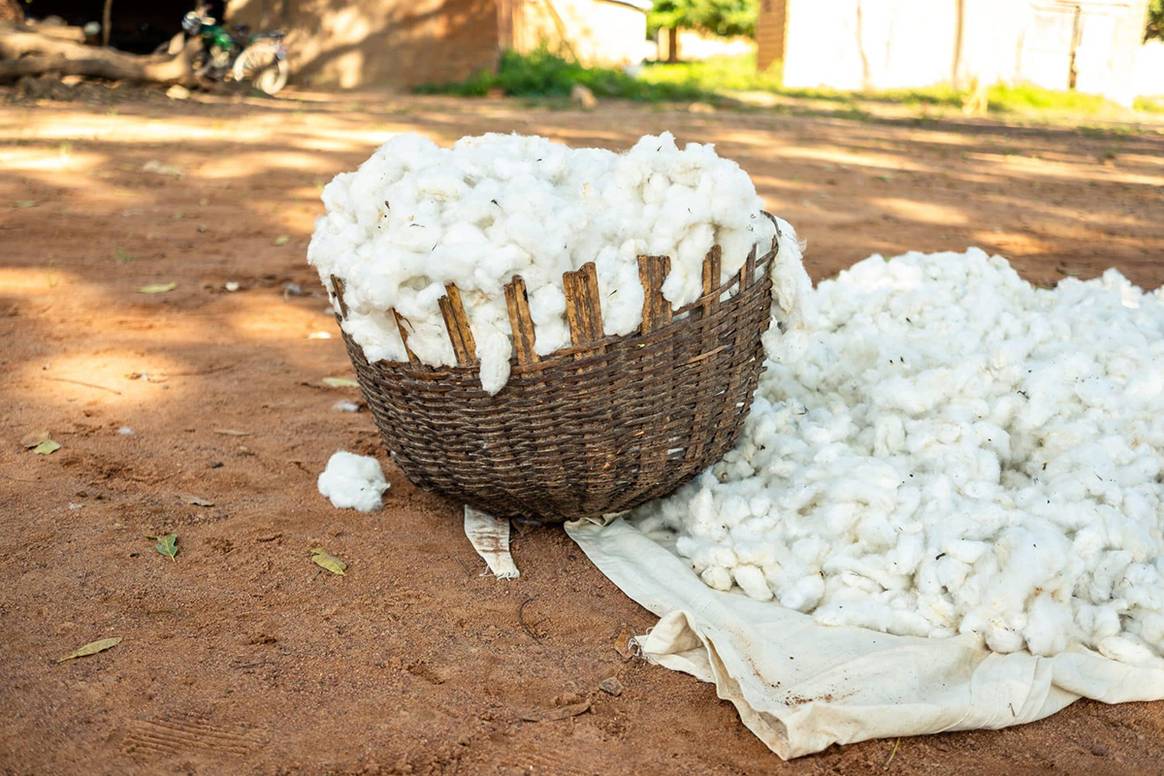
[
  {"x1": 634, "y1": 53, "x2": 966, "y2": 107},
  {"x1": 638, "y1": 53, "x2": 784, "y2": 93},
  {"x1": 418, "y1": 50, "x2": 1161, "y2": 123},
  {"x1": 1133, "y1": 95, "x2": 1164, "y2": 114},
  {"x1": 416, "y1": 47, "x2": 709, "y2": 103},
  {"x1": 642, "y1": 54, "x2": 1146, "y2": 117},
  {"x1": 984, "y1": 83, "x2": 1122, "y2": 115}
]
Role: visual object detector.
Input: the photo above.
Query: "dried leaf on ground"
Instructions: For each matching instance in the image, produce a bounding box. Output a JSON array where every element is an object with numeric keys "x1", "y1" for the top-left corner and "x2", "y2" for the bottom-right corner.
[
  {"x1": 612, "y1": 623, "x2": 638, "y2": 659},
  {"x1": 520, "y1": 700, "x2": 591, "y2": 722},
  {"x1": 139, "y1": 282, "x2": 177, "y2": 294},
  {"x1": 181, "y1": 494, "x2": 215, "y2": 507},
  {"x1": 151, "y1": 533, "x2": 179, "y2": 560},
  {"x1": 273, "y1": 235, "x2": 291, "y2": 246},
  {"x1": 33, "y1": 439, "x2": 61, "y2": 455},
  {"x1": 310, "y1": 547, "x2": 347, "y2": 575},
  {"x1": 321, "y1": 377, "x2": 359, "y2": 389},
  {"x1": 213, "y1": 428, "x2": 251, "y2": 437},
  {"x1": 58, "y1": 636, "x2": 121, "y2": 663}
]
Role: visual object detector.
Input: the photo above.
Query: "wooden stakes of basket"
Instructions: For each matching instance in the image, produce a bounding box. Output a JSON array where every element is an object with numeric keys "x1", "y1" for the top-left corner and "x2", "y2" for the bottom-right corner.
[{"x1": 330, "y1": 245, "x2": 761, "y2": 372}]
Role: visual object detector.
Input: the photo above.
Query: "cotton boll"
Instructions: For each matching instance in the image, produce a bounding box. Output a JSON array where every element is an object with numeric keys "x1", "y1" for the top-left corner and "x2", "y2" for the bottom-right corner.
[
  {"x1": 732, "y1": 532, "x2": 777, "y2": 567},
  {"x1": 317, "y1": 451, "x2": 389, "y2": 512},
  {"x1": 1119, "y1": 563, "x2": 1164, "y2": 611},
  {"x1": 984, "y1": 624, "x2": 1025, "y2": 654},
  {"x1": 1133, "y1": 611, "x2": 1164, "y2": 647},
  {"x1": 341, "y1": 310, "x2": 407, "y2": 363},
  {"x1": 733, "y1": 564, "x2": 774, "y2": 601},
  {"x1": 1087, "y1": 550, "x2": 1133, "y2": 603},
  {"x1": 595, "y1": 243, "x2": 645, "y2": 336},
  {"x1": 768, "y1": 217, "x2": 815, "y2": 331},
  {"x1": 393, "y1": 306, "x2": 456, "y2": 367},
  {"x1": 520, "y1": 271, "x2": 562, "y2": 322},
  {"x1": 447, "y1": 296, "x2": 513, "y2": 395},
  {"x1": 701, "y1": 565, "x2": 733, "y2": 591},
  {"x1": 1023, "y1": 594, "x2": 1074, "y2": 656},
  {"x1": 779, "y1": 574, "x2": 824, "y2": 612}
]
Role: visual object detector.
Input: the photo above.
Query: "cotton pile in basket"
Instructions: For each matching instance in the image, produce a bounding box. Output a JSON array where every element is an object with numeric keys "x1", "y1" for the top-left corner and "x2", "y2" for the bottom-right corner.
[
  {"x1": 634, "y1": 247, "x2": 1164, "y2": 666},
  {"x1": 308, "y1": 132, "x2": 775, "y2": 393}
]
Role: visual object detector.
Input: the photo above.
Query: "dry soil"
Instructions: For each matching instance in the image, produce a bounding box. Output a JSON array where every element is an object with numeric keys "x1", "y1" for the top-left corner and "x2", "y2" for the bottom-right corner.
[{"x1": 3, "y1": 89, "x2": 1164, "y2": 775}]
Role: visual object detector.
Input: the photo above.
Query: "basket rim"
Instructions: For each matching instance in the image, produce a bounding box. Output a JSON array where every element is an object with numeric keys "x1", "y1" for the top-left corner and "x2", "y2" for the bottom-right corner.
[{"x1": 373, "y1": 249, "x2": 775, "y2": 381}]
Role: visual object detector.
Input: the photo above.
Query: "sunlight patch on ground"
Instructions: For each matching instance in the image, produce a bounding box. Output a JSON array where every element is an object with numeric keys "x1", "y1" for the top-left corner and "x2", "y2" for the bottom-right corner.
[
  {"x1": 969, "y1": 227, "x2": 1051, "y2": 257},
  {"x1": 871, "y1": 197, "x2": 969, "y2": 226},
  {"x1": 195, "y1": 151, "x2": 342, "y2": 179},
  {"x1": 0, "y1": 146, "x2": 101, "y2": 173},
  {"x1": 750, "y1": 174, "x2": 825, "y2": 195},
  {"x1": 0, "y1": 267, "x2": 77, "y2": 294},
  {"x1": 1, "y1": 112, "x2": 270, "y2": 144},
  {"x1": 12, "y1": 350, "x2": 187, "y2": 408},
  {"x1": 769, "y1": 144, "x2": 937, "y2": 174},
  {"x1": 221, "y1": 293, "x2": 334, "y2": 343},
  {"x1": 962, "y1": 151, "x2": 1164, "y2": 187}
]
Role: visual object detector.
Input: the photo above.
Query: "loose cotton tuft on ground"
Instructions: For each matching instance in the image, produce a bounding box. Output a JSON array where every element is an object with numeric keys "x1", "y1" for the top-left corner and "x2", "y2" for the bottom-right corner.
[
  {"x1": 634, "y1": 248, "x2": 1164, "y2": 665},
  {"x1": 308, "y1": 132, "x2": 775, "y2": 393},
  {"x1": 318, "y1": 451, "x2": 390, "y2": 512}
]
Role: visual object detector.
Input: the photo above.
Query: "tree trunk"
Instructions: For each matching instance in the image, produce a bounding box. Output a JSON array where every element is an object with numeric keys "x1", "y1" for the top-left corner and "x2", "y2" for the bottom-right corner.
[
  {"x1": 0, "y1": 25, "x2": 200, "y2": 84},
  {"x1": 951, "y1": 0, "x2": 965, "y2": 89},
  {"x1": 667, "y1": 27, "x2": 679, "y2": 63},
  {"x1": 101, "y1": 0, "x2": 113, "y2": 47}
]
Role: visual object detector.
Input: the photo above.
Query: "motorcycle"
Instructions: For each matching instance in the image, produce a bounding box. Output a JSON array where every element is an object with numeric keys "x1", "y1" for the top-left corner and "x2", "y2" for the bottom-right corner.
[{"x1": 162, "y1": 8, "x2": 289, "y2": 96}]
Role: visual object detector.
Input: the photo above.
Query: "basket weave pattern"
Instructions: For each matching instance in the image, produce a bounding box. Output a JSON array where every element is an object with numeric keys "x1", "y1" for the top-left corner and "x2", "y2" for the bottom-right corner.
[{"x1": 334, "y1": 226, "x2": 778, "y2": 523}]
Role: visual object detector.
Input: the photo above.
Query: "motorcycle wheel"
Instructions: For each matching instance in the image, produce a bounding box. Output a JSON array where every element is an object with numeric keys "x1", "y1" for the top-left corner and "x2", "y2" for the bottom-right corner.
[{"x1": 232, "y1": 43, "x2": 289, "y2": 96}]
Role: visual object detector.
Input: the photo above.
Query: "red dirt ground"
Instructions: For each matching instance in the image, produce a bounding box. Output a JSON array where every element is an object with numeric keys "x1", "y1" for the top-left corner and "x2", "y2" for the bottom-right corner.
[{"x1": 3, "y1": 89, "x2": 1164, "y2": 775}]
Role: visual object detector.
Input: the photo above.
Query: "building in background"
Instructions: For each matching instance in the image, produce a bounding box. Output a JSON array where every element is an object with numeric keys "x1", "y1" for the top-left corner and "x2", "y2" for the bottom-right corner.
[
  {"x1": 18, "y1": 0, "x2": 651, "y2": 87},
  {"x1": 227, "y1": 0, "x2": 652, "y2": 88},
  {"x1": 503, "y1": 0, "x2": 654, "y2": 68},
  {"x1": 757, "y1": 0, "x2": 1151, "y2": 105}
]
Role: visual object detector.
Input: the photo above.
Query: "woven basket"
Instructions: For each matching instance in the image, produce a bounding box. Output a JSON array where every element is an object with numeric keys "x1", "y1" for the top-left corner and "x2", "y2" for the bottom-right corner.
[{"x1": 330, "y1": 216, "x2": 779, "y2": 523}]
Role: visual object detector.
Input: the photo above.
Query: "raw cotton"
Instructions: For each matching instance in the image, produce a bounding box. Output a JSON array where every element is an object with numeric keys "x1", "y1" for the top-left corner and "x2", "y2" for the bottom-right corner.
[
  {"x1": 317, "y1": 451, "x2": 389, "y2": 512},
  {"x1": 634, "y1": 245, "x2": 1164, "y2": 666},
  {"x1": 308, "y1": 132, "x2": 775, "y2": 393}
]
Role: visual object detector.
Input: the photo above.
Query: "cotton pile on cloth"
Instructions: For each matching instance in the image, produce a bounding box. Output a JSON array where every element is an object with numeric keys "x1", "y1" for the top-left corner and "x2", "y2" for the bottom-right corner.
[{"x1": 565, "y1": 235, "x2": 1164, "y2": 759}]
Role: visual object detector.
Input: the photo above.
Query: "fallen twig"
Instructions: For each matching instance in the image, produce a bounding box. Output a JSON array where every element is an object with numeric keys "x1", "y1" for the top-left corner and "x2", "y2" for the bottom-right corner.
[
  {"x1": 162, "y1": 364, "x2": 237, "y2": 377},
  {"x1": 883, "y1": 738, "x2": 900, "y2": 769},
  {"x1": 44, "y1": 376, "x2": 123, "y2": 395},
  {"x1": 517, "y1": 596, "x2": 544, "y2": 643},
  {"x1": 520, "y1": 700, "x2": 590, "y2": 722}
]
